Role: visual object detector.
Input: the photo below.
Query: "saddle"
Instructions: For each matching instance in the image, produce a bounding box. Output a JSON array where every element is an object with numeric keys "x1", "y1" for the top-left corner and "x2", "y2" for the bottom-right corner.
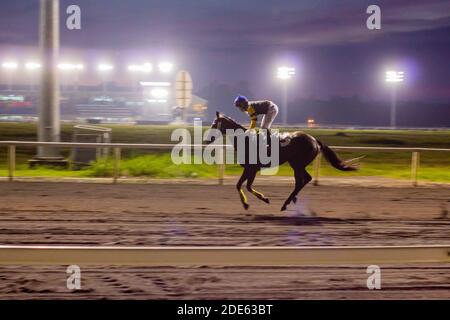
[
  {"x1": 274, "y1": 132, "x2": 293, "y2": 147},
  {"x1": 246, "y1": 130, "x2": 293, "y2": 147}
]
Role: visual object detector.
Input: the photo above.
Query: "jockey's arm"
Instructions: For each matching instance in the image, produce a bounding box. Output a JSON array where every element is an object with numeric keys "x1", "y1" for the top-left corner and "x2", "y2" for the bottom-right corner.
[{"x1": 247, "y1": 106, "x2": 258, "y2": 129}]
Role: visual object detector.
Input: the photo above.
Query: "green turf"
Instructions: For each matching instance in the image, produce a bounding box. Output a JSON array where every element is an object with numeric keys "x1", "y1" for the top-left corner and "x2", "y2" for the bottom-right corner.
[{"x1": 0, "y1": 122, "x2": 449, "y2": 182}]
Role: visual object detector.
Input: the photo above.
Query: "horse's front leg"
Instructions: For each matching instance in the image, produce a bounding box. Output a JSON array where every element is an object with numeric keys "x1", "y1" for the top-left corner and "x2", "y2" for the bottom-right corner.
[
  {"x1": 246, "y1": 168, "x2": 270, "y2": 204},
  {"x1": 236, "y1": 167, "x2": 250, "y2": 210}
]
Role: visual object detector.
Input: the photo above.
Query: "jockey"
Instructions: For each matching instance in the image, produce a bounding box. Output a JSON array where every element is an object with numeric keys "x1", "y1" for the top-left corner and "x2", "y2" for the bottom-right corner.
[
  {"x1": 234, "y1": 95, "x2": 279, "y2": 133},
  {"x1": 234, "y1": 95, "x2": 279, "y2": 152}
]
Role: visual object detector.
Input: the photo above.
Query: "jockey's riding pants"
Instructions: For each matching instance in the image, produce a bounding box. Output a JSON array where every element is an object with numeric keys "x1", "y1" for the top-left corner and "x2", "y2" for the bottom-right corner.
[{"x1": 261, "y1": 103, "x2": 279, "y2": 129}]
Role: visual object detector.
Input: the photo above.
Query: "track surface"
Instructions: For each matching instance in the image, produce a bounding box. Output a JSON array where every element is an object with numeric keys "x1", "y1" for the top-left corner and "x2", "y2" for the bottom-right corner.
[{"x1": 0, "y1": 181, "x2": 448, "y2": 299}]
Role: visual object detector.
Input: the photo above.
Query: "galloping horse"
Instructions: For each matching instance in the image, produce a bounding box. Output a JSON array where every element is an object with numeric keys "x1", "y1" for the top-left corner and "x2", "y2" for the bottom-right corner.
[{"x1": 207, "y1": 112, "x2": 360, "y2": 211}]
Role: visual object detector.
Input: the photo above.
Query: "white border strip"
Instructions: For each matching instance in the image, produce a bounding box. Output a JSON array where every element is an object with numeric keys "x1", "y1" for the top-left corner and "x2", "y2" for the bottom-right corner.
[{"x1": 0, "y1": 245, "x2": 448, "y2": 266}]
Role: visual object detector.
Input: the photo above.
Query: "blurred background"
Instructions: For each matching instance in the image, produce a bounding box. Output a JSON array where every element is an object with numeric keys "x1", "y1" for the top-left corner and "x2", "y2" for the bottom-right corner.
[{"x1": 0, "y1": 0, "x2": 448, "y2": 182}]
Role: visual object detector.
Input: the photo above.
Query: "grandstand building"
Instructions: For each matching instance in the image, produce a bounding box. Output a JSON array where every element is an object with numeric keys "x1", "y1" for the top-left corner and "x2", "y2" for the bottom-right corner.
[{"x1": 0, "y1": 83, "x2": 208, "y2": 124}]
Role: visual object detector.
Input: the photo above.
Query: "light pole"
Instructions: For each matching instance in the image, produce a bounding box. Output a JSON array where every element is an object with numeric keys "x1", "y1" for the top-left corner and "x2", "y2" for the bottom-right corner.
[
  {"x1": 34, "y1": 0, "x2": 63, "y2": 162},
  {"x1": 2, "y1": 62, "x2": 18, "y2": 91},
  {"x1": 276, "y1": 66, "x2": 295, "y2": 126},
  {"x1": 385, "y1": 70, "x2": 404, "y2": 128}
]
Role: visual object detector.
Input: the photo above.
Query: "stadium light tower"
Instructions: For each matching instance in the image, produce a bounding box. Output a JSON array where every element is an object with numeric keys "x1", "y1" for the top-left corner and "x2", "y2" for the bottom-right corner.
[
  {"x1": 276, "y1": 66, "x2": 295, "y2": 126},
  {"x1": 57, "y1": 63, "x2": 84, "y2": 71},
  {"x1": 2, "y1": 62, "x2": 19, "y2": 70},
  {"x1": 58, "y1": 63, "x2": 84, "y2": 92},
  {"x1": 385, "y1": 70, "x2": 404, "y2": 128},
  {"x1": 128, "y1": 63, "x2": 153, "y2": 73},
  {"x1": 128, "y1": 62, "x2": 153, "y2": 91},
  {"x1": 2, "y1": 61, "x2": 19, "y2": 91},
  {"x1": 158, "y1": 62, "x2": 174, "y2": 73},
  {"x1": 25, "y1": 62, "x2": 42, "y2": 70},
  {"x1": 25, "y1": 62, "x2": 42, "y2": 91},
  {"x1": 98, "y1": 63, "x2": 113, "y2": 71},
  {"x1": 98, "y1": 63, "x2": 114, "y2": 92}
]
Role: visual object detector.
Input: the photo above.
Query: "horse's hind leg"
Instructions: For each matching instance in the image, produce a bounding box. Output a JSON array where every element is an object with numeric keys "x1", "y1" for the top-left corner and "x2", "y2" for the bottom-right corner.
[
  {"x1": 237, "y1": 168, "x2": 250, "y2": 210},
  {"x1": 281, "y1": 167, "x2": 308, "y2": 211},
  {"x1": 293, "y1": 171, "x2": 312, "y2": 204},
  {"x1": 246, "y1": 168, "x2": 270, "y2": 204}
]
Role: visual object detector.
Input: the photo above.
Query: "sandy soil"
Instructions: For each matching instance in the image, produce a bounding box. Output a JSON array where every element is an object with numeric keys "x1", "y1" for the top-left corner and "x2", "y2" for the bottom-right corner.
[{"x1": 0, "y1": 180, "x2": 448, "y2": 299}]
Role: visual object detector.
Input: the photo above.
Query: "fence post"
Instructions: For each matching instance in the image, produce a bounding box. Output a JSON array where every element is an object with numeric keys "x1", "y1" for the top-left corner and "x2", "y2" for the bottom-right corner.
[
  {"x1": 411, "y1": 151, "x2": 420, "y2": 187},
  {"x1": 113, "y1": 147, "x2": 121, "y2": 184},
  {"x1": 217, "y1": 145, "x2": 225, "y2": 185},
  {"x1": 8, "y1": 145, "x2": 16, "y2": 182},
  {"x1": 313, "y1": 153, "x2": 322, "y2": 186}
]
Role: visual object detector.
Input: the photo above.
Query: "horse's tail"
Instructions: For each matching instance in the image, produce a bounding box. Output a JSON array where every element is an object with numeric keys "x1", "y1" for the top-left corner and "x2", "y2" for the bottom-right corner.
[{"x1": 316, "y1": 140, "x2": 358, "y2": 171}]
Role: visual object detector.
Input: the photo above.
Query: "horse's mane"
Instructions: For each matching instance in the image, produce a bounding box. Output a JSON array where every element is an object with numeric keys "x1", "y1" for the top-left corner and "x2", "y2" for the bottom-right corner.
[{"x1": 220, "y1": 114, "x2": 247, "y2": 130}]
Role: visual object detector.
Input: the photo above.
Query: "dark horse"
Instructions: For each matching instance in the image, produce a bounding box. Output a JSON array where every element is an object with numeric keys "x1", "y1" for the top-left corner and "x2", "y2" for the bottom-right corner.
[{"x1": 207, "y1": 112, "x2": 360, "y2": 211}]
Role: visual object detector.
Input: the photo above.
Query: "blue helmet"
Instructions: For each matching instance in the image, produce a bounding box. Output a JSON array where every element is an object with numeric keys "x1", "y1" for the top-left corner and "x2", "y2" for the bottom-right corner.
[{"x1": 234, "y1": 95, "x2": 248, "y2": 107}]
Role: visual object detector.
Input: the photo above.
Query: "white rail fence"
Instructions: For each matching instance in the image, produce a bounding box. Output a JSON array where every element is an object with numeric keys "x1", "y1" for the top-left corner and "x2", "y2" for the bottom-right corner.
[
  {"x1": 0, "y1": 141, "x2": 449, "y2": 186},
  {"x1": 0, "y1": 245, "x2": 448, "y2": 266}
]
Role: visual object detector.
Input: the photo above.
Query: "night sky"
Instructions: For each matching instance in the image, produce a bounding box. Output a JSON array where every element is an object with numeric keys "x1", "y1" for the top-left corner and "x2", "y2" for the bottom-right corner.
[{"x1": 1, "y1": 0, "x2": 450, "y2": 103}]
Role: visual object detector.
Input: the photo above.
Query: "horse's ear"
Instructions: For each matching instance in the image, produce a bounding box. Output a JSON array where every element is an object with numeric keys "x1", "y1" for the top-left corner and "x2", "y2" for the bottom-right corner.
[{"x1": 216, "y1": 111, "x2": 220, "y2": 118}]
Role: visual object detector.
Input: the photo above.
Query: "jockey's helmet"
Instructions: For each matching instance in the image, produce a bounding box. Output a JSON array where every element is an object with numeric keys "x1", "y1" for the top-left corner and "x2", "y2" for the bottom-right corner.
[{"x1": 234, "y1": 95, "x2": 248, "y2": 108}]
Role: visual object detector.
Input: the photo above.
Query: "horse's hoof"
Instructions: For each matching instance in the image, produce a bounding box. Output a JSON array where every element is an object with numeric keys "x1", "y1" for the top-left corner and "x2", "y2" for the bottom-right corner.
[
  {"x1": 293, "y1": 197, "x2": 297, "y2": 204},
  {"x1": 263, "y1": 198, "x2": 270, "y2": 204},
  {"x1": 280, "y1": 205, "x2": 287, "y2": 211},
  {"x1": 243, "y1": 203, "x2": 249, "y2": 210}
]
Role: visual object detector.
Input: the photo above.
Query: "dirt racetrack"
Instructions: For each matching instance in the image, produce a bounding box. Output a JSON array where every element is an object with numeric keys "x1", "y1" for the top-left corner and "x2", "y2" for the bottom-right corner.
[{"x1": 0, "y1": 179, "x2": 449, "y2": 299}]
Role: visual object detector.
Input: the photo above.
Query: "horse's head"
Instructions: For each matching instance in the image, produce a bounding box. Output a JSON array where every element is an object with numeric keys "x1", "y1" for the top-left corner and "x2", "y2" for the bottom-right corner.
[{"x1": 205, "y1": 112, "x2": 243, "y2": 143}]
